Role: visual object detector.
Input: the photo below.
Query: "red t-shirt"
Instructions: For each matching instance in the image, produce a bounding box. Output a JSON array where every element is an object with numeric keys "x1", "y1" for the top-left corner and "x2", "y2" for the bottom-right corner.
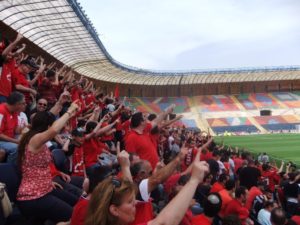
[
  {"x1": 224, "y1": 199, "x2": 249, "y2": 221},
  {"x1": 12, "y1": 68, "x2": 31, "y2": 103},
  {"x1": 83, "y1": 137, "x2": 106, "y2": 168},
  {"x1": 164, "y1": 173, "x2": 181, "y2": 195},
  {"x1": 200, "y1": 151, "x2": 213, "y2": 161},
  {"x1": 182, "y1": 148, "x2": 197, "y2": 171},
  {"x1": 245, "y1": 186, "x2": 262, "y2": 210},
  {"x1": 72, "y1": 146, "x2": 85, "y2": 177},
  {"x1": 181, "y1": 209, "x2": 193, "y2": 225},
  {"x1": 292, "y1": 215, "x2": 300, "y2": 225},
  {"x1": 85, "y1": 93, "x2": 96, "y2": 106},
  {"x1": 0, "y1": 103, "x2": 18, "y2": 138},
  {"x1": 218, "y1": 189, "x2": 233, "y2": 218},
  {"x1": 0, "y1": 59, "x2": 15, "y2": 97},
  {"x1": 49, "y1": 162, "x2": 61, "y2": 178},
  {"x1": 122, "y1": 120, "x2": 131, "y2": 140},
  {"x1": 210, "y1": 182, "x2": 224, "y2": 193},
  {"x1": 101, "y1": 122, "x2": 114, "y2": 142},
  {"x1": 70, "y1": 197, "x2": 89, "y2": 225},
  {"x1": 125, "y1": 124, "x2": 159, "y2": 169},
  {"x1": 192, "y1": 214, "x2": 212, "y2": 225},
  {"x1": 129, "y1": 201, "x2": 154, "y2": 225},
  {"x1": 37, "y1": 78, "x2": 58, "y2": 104},
  {"x1": 233, "y1": 157, "x2": 244, "y2": 173},
  {"x1": 261, "y1": 169, "x2": 279, "y2": 192}
]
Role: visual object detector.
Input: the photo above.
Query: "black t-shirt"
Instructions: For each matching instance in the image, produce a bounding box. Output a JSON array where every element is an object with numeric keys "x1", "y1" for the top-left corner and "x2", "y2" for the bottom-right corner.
[
  {"x1": 239, "y1": 166, "x2": 261, "y2": 189},
  {"x1": 283, "y1": 182, "x2": 300, "y2": 199}
]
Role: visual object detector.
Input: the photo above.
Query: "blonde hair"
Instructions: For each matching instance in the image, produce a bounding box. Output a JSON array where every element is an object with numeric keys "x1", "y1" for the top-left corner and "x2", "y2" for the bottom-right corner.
[{"x1": 85, "y1": 177, "x2": 136, "y2": 225}]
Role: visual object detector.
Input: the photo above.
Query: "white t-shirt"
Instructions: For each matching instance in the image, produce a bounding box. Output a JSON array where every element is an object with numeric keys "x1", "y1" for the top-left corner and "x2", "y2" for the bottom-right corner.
[
  {"x1": 139, "y1": 179, "x2": 150, "y2": 202},
  {"x1": 258, "y1": 209, "x2": 271, "y2": 225},
  {"x1": 18, "y1": 112, "x2": 28, "y2": 127},
  {"x1": 168, "y1": 135, "x2": 174, "y2": 150}
]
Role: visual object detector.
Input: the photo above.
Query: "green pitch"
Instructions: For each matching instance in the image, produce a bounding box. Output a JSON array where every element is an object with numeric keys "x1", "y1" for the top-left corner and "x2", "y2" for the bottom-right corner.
[{"x1": 214, "y1": 133, "x2": 300, "y2": 166}]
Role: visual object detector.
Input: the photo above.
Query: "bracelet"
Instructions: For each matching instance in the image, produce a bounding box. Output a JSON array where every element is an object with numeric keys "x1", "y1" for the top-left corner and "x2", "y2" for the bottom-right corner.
[{"x1": 66, "y1": 111, "x2": 72, "y2": 116}]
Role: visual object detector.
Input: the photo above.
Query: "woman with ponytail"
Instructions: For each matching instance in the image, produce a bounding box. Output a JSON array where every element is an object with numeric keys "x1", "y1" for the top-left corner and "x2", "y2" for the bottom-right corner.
[{"x1": 16, "y1": 100, "x2": 80, "y2": 223}]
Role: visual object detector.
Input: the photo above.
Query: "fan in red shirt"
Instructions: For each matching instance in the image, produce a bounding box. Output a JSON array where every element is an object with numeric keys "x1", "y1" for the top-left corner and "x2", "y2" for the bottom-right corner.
[
  {"x1": 192, "y1": 193, "x2": 222, "y2": 225},
  {"x1": 0, "y1": 33, "x2": 24, "y2": 102},
  {"x1": 223, "y1": 186, "x2": 251, "y2": 225},
  {"x1": 181, "y1": 138, "x2": 198, "y2": 171},
  {"x1": 70, "y1": 165, "x2": 113, "y2": 225},
  {"x1": 82, "y1": 118, "x2": 116, "y2": 170},
  {"x1": 0, "y1": 92, "x2": 25, "y2": 162},
  {"x1": 210, "y1": 173, "x2": 228, "y2": 193},
  {"x1": 37, "y1": 69, "x2": 60, "y2": 106},
  {"x1": 125, "y1": 105, "x2": 175, "y2": 169},
  {"x1": 261, "y1": 163, "x2": 281, "y2": 192},
  {"x1": 13, "y1": 57, "x2": 41, "y2": 105}
]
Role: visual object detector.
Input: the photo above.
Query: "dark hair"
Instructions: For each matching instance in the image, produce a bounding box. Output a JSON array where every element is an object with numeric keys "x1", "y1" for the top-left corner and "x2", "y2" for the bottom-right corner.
[
  {"x1": 218, "y1": 173, "x2": 228, "y2": 183},
  {"x1": 88, "y1": 166, "x2": 113, "y2": 194},
  {"x1": 7, "y1": 91, "x2": 24, "y2": 105},
  {"x1": 130, "y1": 161, "x2": 144, "y2": 177},
  {"x1": 147, "y1": 113, "x2": 157, "y2": 121},
  {"x1": 77, "y1": 119, "x2": 87, "y2": 128},
  {"x1": 271, "y1": 208, "x2": 286, "y2": 225},
  {"x1": 235, "y1": 186, "x2": 247, "y2": 198},
  {"x1": 105, "y1": 98, "x2": 114, "y2": 105},
  {"x1": 203, "y1": 193, "x2": 222, "y2": 217},
  {"x1": 130, "y1": 112, "x2": 144, "y2": 128},
  {"x1": 264, "y1": 200, "x2": 274, "y2": 209},
  {"x1": 212, "y1": 150, "x2": 220, "y2": 157},
  {"x1": 225, "y1": 179, "x2": 235, "y2": 191},
  {"x1": 18, "y1": 111, "x2": 56, "y2": 167},
  {"x1": 262, "y1": 163, "x2": 270, "y2": 171},
  {"x1": 222, "y1": 215, "x2": 242, "y2": 225},
  {"x1": 46, "y1": 69, "x2": 55, "y2": 78},
  {"x1": 85, "y1": 121, "x2": 97, "y2": 134},
  {"x1": 120, "y1": 111, "x2": 131, "y2": 123}
]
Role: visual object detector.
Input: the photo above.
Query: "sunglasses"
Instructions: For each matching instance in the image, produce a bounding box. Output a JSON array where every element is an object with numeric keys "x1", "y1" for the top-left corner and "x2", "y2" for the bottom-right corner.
[
  {"x1": 38, "y1": 102, "x2": 47, "y2": 107},
  {"x1": 110, "y1": 177, "x2": 121, "y2": 205}
]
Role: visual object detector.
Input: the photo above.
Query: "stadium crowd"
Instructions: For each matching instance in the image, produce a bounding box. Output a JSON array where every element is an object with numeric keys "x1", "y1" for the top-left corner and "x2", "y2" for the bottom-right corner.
[{"x1": 0, "y1": 33, "x2": 300, "y2": 225}]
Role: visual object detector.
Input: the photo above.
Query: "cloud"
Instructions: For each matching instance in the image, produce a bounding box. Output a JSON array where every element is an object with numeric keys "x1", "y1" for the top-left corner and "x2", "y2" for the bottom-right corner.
[{"x1": 79, "y1": 0, "x2": 300, "y2": 70}]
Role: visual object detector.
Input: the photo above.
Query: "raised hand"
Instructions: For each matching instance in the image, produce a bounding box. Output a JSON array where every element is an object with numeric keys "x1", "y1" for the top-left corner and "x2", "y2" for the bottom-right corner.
[
  {"x1": 190, "y1": 160, "x2": 210, "y2": 184},
  {"x1": 15, "y1": 33, "x2": 23, "y2": 42},
  {"x1": 67, "y1": 100, "x2": 81, "y2": 117},
  {"x1": 117, "y1": 142, "x2": 130, "y2": 168}
]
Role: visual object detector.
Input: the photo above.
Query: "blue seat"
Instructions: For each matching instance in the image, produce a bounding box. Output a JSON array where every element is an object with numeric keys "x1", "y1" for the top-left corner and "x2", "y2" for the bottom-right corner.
[
  {"x1": 51, "y1": 149, "x2": 68, "y2": 173},
  {"x1": 0, "y1": 163, "x2": 20, "y2": 202}
]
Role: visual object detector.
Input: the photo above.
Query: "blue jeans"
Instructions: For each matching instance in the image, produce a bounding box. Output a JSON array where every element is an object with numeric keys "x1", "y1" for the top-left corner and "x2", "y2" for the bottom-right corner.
[{"x1": 0, "y1": 141, "x2": 18, "y2": 164}]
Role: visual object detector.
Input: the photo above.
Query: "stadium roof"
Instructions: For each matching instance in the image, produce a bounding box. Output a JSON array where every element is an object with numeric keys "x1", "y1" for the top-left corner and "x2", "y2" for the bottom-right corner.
[{"x1": 1, "y1": 0, "x2": 300, "y2": 85}]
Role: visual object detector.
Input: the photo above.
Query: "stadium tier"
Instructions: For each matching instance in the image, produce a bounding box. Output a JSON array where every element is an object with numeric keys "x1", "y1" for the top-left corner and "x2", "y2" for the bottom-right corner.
[{"x1": 128, "y1": 92, "x2": 300, "y2": 134}]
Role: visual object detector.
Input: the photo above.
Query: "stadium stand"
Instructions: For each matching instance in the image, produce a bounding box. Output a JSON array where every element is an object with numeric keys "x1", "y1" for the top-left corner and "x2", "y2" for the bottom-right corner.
[{"x1": 1, "y1": 1, "x2": 300, "y2": 225}]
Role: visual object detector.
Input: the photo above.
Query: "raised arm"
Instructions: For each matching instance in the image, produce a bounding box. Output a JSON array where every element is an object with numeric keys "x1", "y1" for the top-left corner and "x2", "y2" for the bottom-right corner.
[
  {"x1": 151, "y1": 104, "x2": 175, "y2": 128},
  {"x1": 2, "y1": 33, "x2": 23, "y2": 58},
  {"x1": 29, "y1": 101, "x2": 80, "y2": 152},
  {"x1": 160, "y1": 115, "x2": 183, "y2": 129},
  {"x1": 117, "y1": 142, "x2": 133, "y2": 182},
  {"x1": 149, "y1": 158, "x2": 209, "y2": 225},
  {"x1": 147, "y1": 144, "x2": 188, "y2": 193}
]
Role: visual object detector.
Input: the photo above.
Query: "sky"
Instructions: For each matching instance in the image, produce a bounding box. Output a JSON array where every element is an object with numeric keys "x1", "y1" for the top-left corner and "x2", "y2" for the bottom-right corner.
[{"x1": 78, "y1": 0, "x2": 300, "y2": 71}]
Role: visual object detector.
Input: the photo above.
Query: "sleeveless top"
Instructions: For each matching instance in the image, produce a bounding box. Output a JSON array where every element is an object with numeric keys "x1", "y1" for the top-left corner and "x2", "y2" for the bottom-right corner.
[{"x1": 17, "y1": 145, "x2": 53, "y2": 201}]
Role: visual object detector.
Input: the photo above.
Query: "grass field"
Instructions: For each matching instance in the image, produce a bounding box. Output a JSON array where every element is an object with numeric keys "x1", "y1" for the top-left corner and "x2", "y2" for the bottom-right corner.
[{"x1": 214, "y1": 133, "x2": 300, "y2": 166}]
